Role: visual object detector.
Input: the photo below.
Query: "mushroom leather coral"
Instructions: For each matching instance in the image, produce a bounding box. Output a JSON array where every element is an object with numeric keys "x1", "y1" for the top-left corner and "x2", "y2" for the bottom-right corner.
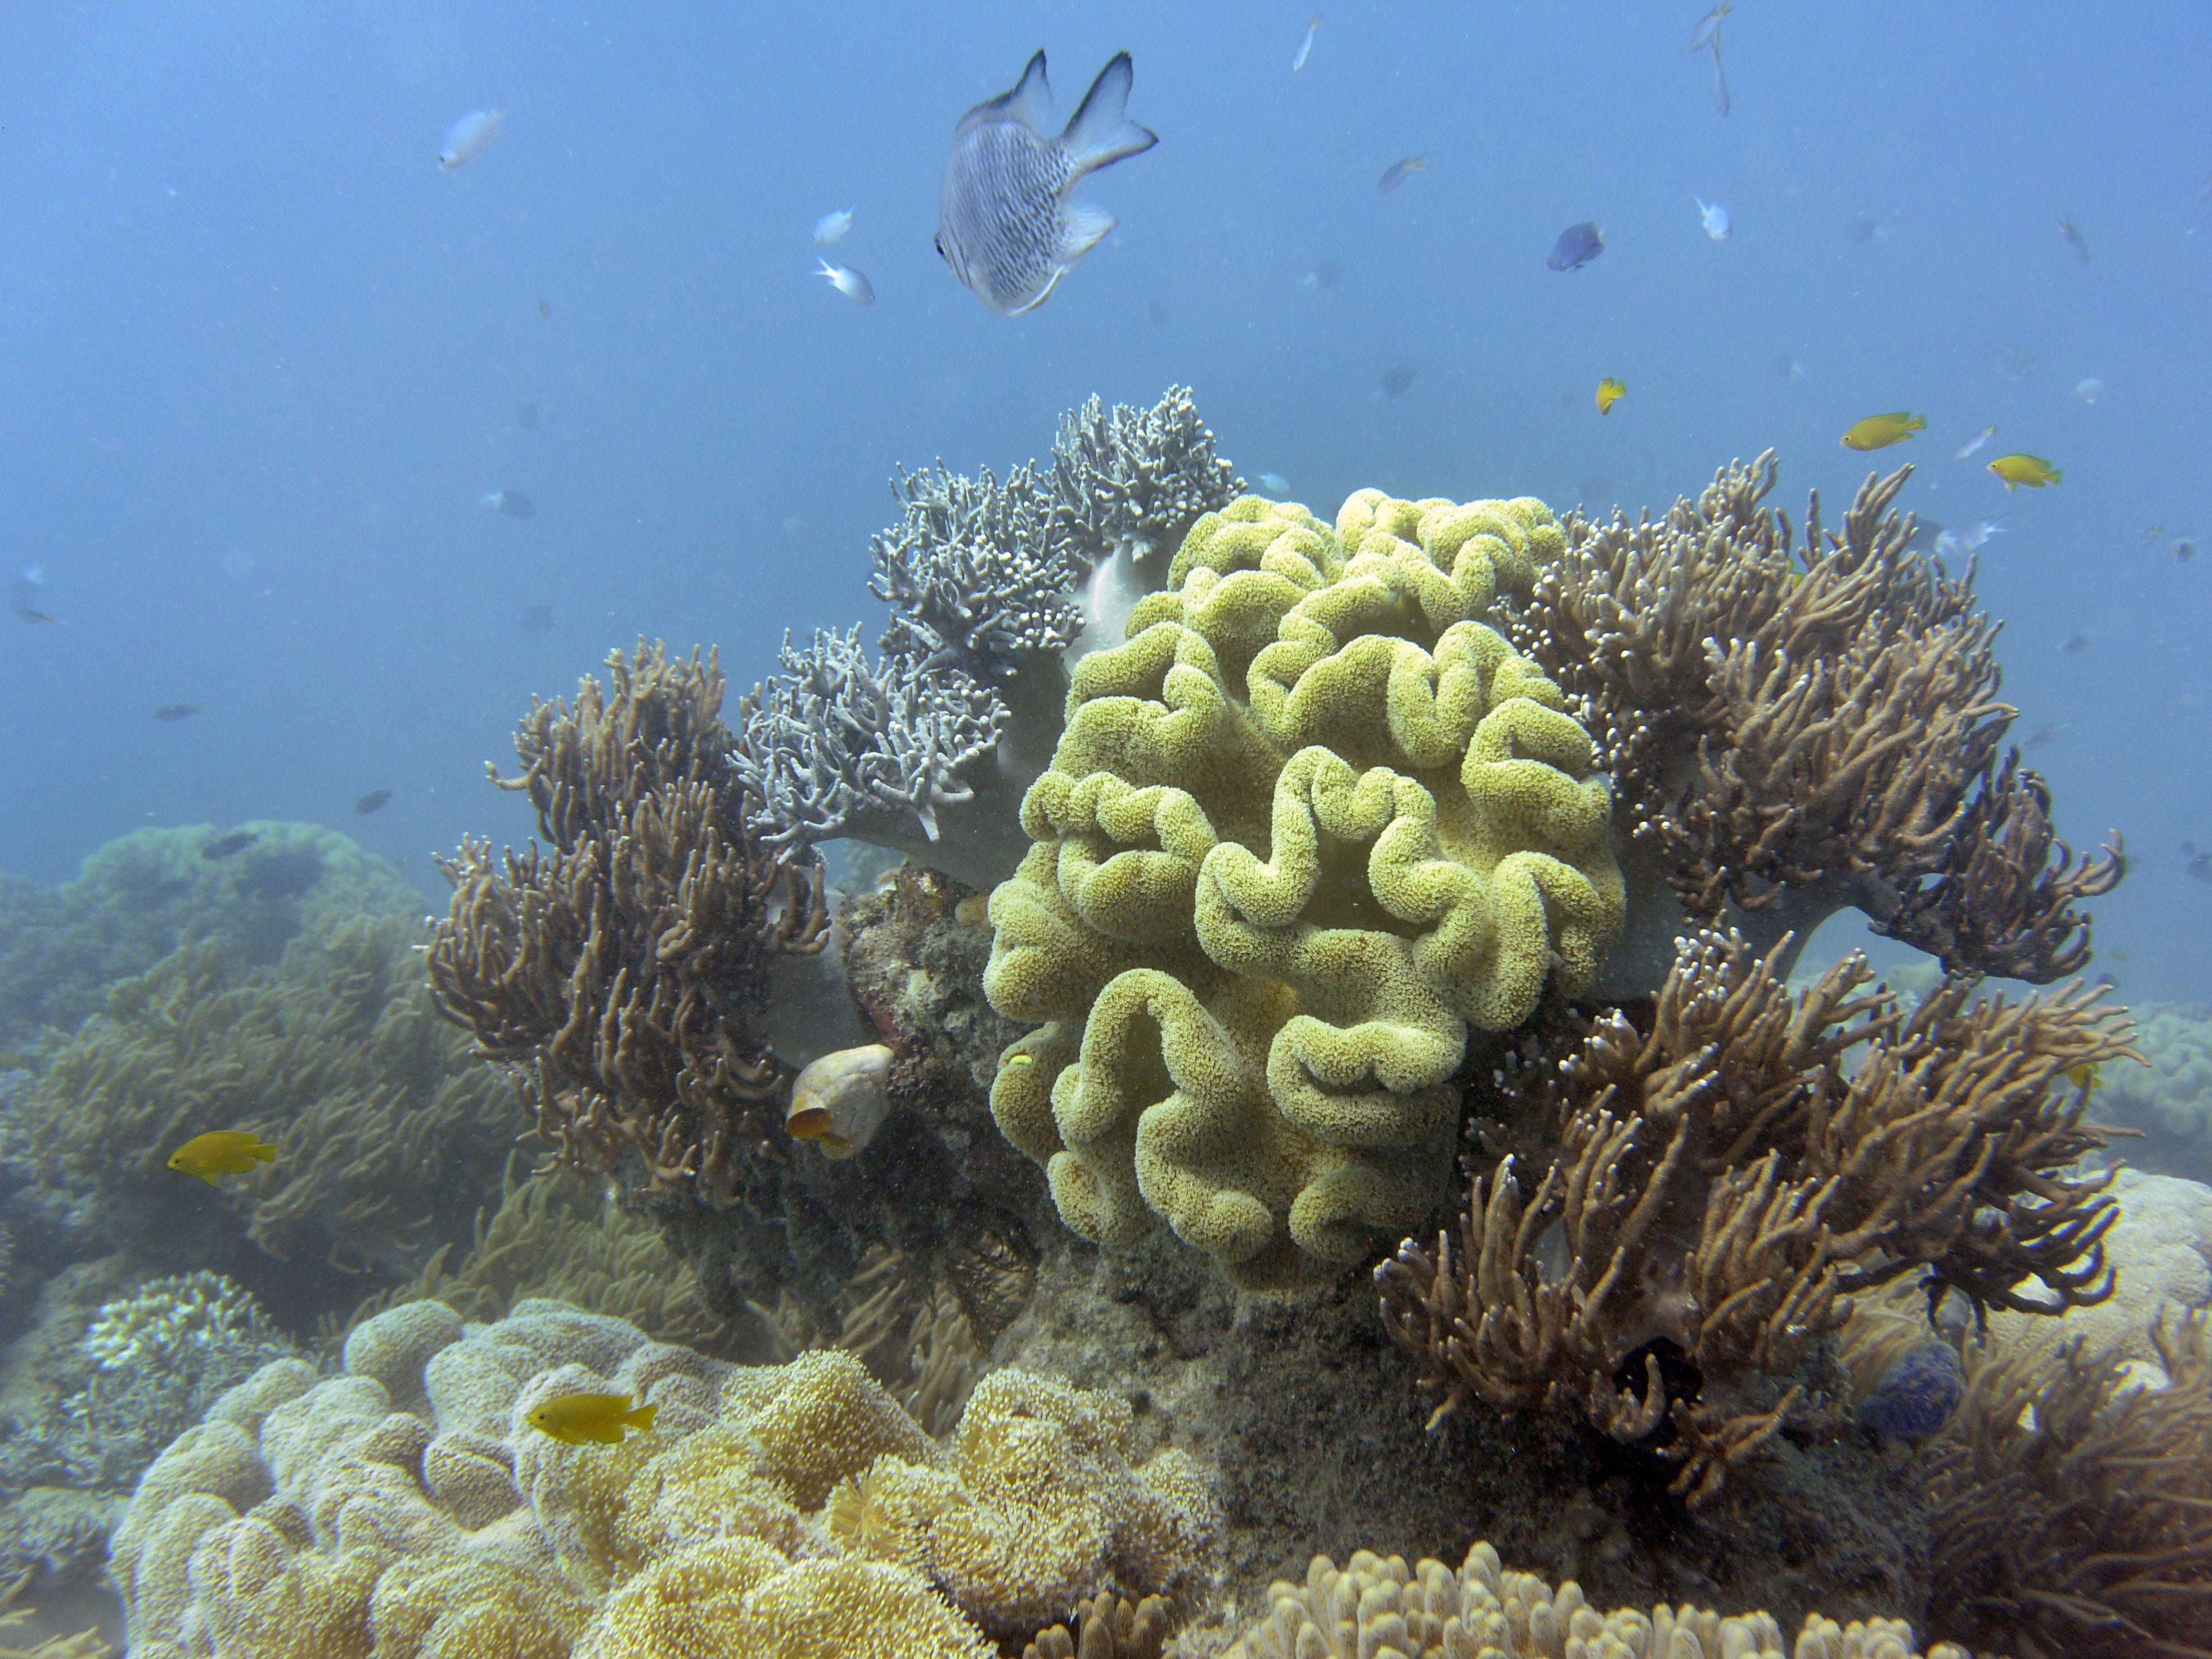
[
  {"x1": 985, "y1": 492, "x2": 1622, "y2": 1288},
  {"x1": 111, "y1": 1300, "x2": 1218, "y2": 1659}
]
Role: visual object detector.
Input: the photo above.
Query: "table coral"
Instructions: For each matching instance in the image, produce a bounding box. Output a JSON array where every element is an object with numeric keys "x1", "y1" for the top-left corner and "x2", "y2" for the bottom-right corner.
[
  {"x1": 1216, "y1": 1544, "x2": 1967, "y2": 1659},
  {"x1": 984, "y1": 490, "x2": 1623, "y2": 1289},
  {"x1": 112, "y1": 1299, "x2": 1221, "y2": 1659}
]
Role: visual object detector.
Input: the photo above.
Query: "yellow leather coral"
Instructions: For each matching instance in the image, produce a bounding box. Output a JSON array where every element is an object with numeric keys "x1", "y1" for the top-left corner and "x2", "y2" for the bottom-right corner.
[{"x1": 986, "y1": 491, "x2": 1622, "y2": 1288}]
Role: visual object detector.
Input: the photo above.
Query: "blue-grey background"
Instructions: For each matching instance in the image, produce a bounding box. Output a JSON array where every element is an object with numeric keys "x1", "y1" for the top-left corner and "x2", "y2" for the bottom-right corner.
[{"x1": 2, "y1": 1, "x2": 2206, "y2": 993}]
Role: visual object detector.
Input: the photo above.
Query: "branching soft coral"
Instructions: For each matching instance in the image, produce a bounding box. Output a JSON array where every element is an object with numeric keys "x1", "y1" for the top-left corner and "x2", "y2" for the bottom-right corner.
[
  {"x1": 427, "y1": 642, "x2": 828, "y2": 1212},
  {"x1": 1506, "y1": 453, "x2": 2121, "y2": 985},
  {"x1": 1377, "y1": 926, "x2": 2136, "y2": 1505}
]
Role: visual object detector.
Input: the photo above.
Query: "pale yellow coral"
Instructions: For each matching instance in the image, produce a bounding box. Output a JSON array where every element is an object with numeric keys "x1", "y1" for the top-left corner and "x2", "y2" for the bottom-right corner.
[
  {"x1": 986, "y1": 489, "x2": 1621, "y2": 1287},
  {"x1": 119, "y1": 1302, "x2": 1218, "y2": 1659},
  {"x1": 1219, "y1": 1544, "x2": 1966, "y2": 1659}
]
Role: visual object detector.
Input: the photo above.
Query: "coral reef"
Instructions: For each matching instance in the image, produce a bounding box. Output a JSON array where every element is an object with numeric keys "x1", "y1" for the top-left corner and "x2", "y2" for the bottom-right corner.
[
  {"x1": 733, "y1": 387, "x2": 1241, "y2": 887},
  {"x1": 427, "y1": 641, "x2": 831, "y2": 1215},
  {"x1": 1504, "y1": 454, "x2": 2122, "y2": 987},
  {"x1": 1377, "y1": 927, "x2": 2134, "y2": 1504},
  {"x1": 111, "y1": 1299, "x2": 1221, "y2": 1659},
  {"x1": 350, "y1": 1162, "x2": 744, "y2": 1359},
  {"x1": 0, "y1": 1273, "x2": 299, "y2": 1589},
  {"x1": 1024, "y1": 1592, "x2": 1171, "y2": 1659},
  {"x1": 2096, "y1": 1000, "x2": 2212, "y2": 1183},
  {"x1": 985, "y1": 490, "x2": 1623, "y2": 1288},
  {"x1": 0, "y1": 823, "x2": 421, "y2": 1058},
  {"x1": 3, "y1": 905, "x2": 520, "y2": 1297},
  {"x1": 1922, "y1": 1306, "x2": 2212, "y2": 1657},
  {"x1": 1212, "y1": 1544, "x2": 1965, "y2": 1659}
]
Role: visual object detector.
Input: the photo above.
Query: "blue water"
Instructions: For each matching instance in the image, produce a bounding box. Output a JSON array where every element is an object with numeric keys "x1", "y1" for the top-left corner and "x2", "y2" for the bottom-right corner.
[{"x1": 2, "y1": 2, "x2": 2207, "y2": 990}]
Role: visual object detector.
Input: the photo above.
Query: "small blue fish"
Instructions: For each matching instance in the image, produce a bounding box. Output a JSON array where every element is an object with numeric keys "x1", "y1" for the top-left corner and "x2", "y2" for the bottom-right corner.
[
  {"x1": 1858, "y1": 1342, "x2": 1963, "y2": 1441},
  {"x1": 815, "y1": 260, "x2": 875, "y2": 305},
  {"x1": 438, "y1": 109, "x2": 503, "y2": 172},
  {"x1": 1547, "y1": 221, "x2": 1604, "y2": 271},
  {"x1": 812, "y1": 209, "x2": 854, "y2": 245},
  {"x1": 1256, "y1": 471, "x2": 1290, "y2": 493},
  {"x1": 1292, "y1": 12, "x2": 1319, "y2": 73},
  {"x1": 1696, "y1": 197, "x2": 1730, "y2": 240},
  {"x1": 935, "y1": 51, "x2": 1157, "y2": 315}
]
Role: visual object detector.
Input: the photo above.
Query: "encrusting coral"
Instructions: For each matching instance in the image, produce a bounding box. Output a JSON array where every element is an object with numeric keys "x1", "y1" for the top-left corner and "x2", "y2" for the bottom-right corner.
[
  {"x1": 1504, "y1": 453, "x2": 2122, "y2": 988},
  {"x1": 1214, "y1": 1544, "x2": 1966, "y2": 1659},
  {"x1": 111, "y1": 1299, "x2": 1221, "y2": 1659},
  {"x1": 1921, "y1": 1306, "x2": 2212, "y2": 1657},
  {"x1": 1377, "y1": 925, "x2": 2136, "y2": 1505},
  {"x1": 984, "y1": 490, "x2": 1623, "y2": 1289},
  {"x1": 733, "y1": 387, "x2": 1242, "y2": 887},
  {"x1": 428, "y1": 641, "x2": 831, "y2": 1215}
]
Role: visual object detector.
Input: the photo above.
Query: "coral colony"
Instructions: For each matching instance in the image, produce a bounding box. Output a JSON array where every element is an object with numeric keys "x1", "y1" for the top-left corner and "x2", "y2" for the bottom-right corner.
[{"x1": 11, "y1": 390, "x2": 2209, "y2": 1659}]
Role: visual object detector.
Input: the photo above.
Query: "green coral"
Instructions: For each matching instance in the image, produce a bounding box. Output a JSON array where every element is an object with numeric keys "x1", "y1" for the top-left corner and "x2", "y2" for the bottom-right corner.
[{"x1": 984, "y1": 491, "x2": 1623, "y2": 1288}]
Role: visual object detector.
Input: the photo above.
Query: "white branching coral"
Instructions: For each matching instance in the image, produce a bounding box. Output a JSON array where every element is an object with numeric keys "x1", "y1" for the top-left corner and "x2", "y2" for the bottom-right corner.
[{"x1": 82, "y1": 1270, "x2": 289, "y2": 1376}]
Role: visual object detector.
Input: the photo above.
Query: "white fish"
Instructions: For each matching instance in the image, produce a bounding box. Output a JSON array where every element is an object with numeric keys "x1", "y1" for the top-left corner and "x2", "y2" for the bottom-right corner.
[
  {"x1": 1689, "y1": 2, "x2": 1733, "y2": 53},
  {"x1": 816, "y1": 260, "x2": 875, "y2": 305},
  {"x1": 1257, "y1": 472, "x2": 1290, "y2": 493},
  {"x1": 1696, "y1": 197, "x2": 1730, "y2": 240},
  {"x1": 480, "y1": 489, "x2": 535, "y2": 518},
  {"x1": 438, "y1": 109, "x2": 504, "y2": 172},
  {"x1": 812, "y1": 209, "x2": 854, "y2": 245},
  {"x1": 1934, "y1": 520, "x2": 2007, "y2": 558},
  {"x1": 2073, "y1": 376, "x2": 2107, "y2": 404},
  {"x1": 935, "y1": 51, "x2": 1158, "y2": 315},
  {"x1": 1953, "y1": 425, "x2": 1997, "y2": 460},
  {"x1": 1292, "y1": 12, "x2": 1320, "y2": 72}
]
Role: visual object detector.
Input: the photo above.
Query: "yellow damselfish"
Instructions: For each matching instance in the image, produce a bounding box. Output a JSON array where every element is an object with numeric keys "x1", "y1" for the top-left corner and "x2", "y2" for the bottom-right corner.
[
  {"x1": 2064, "y1": 1061, "x2": 2101, "y2": 1093},
  {"x1": 1988, "y1": 453, "x2": 2061, "y2": 489},
  {"x1": 166, "y1": 1130, "x2": 277, "y2": 1185},
  {"x1": 1840, "y1": 412, "x2": 1926, "y2": 450},
  {"x1": 1596, "y1": 377, "x2": 1626, "y2": 415},
  {"x1": 525, "y1": 1391, "x2": 659, "y2": 1446}
]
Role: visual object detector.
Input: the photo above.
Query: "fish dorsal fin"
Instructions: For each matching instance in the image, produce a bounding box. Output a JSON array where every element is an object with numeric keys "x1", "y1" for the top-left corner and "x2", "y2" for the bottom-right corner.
[
  {"x1": 1061, "y1": 51, "x2": 1158, "y2": 174},
  {"x1": 961, "y1": 50, "x2": 1053, "y2": 139}
]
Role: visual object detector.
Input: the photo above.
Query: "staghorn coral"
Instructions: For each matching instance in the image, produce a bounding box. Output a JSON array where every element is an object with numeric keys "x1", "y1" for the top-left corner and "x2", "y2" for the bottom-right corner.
[
  {"x1": 4, "y1": 906, "x2": 520, "y2": 1286},
  {"x1": 1505, "y1": 453, "x2": 2121, "y2": 987},
  {"x1": 985, "y1": 490, "x2": 1623, "y2": 1289},
  {"x1": 733, "y1": 389, "x2": 1242, "y2": 888},
  {"x1": 1922, "y1": 1306, "x2": 2212, "y2": 1658},
  {"x1": 428, "y1": 641, "x2": 830, "y2": 1215},
  {"x1": 1214, "y1": 1544, "x2": 1965, "y2": 1659},
  {"x1": 112, "y1": 1299, "x2": 1220, "y2": 1659},
  {"x1": 1377, "y1": 926, "x2": 2136, "y2": 1505}
]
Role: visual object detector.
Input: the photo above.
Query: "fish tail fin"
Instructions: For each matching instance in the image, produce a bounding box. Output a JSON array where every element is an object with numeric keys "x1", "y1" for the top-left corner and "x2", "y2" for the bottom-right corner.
[
  {"x1": 251, "y1": 1142, "x2": 277, "y2": 1164},
  {"x1": 625, "y1": 1401, "x2": 659, "y2": 1433},
  {"x1": 2048, "y1": 468, "x2": 2063, "y2": 484},
  {"x1": 1062, "y1": 52, "x2": 1157, "y2": 173}
]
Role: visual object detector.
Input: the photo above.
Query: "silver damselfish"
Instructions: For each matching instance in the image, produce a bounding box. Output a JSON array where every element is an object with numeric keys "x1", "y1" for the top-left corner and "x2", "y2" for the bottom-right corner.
[{"x1": 935, "y1": 49, "x2": 1157, "y2": 316}]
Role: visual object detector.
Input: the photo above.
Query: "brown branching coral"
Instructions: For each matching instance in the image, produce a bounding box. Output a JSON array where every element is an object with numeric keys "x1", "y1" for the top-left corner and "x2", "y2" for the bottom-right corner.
[
  {"x1": 1924, "y1": 1308, "x2": 2212, "y2": 1658},
  {"x1": 1507, "y1": 453, "x2": 2121, "y2": 983},
  {"x1": 427, "y1": 642, "x2": 829, "y2": 1212},
  {"x1": 1377, "y1": 926, "x2": 2136, "y2": 1505}
]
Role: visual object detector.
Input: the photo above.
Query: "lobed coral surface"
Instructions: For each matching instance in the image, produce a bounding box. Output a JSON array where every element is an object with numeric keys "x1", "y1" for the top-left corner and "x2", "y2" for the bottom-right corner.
[{"x1": 985, "y1": 490, "x2": 1623, "y2": 1289}]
